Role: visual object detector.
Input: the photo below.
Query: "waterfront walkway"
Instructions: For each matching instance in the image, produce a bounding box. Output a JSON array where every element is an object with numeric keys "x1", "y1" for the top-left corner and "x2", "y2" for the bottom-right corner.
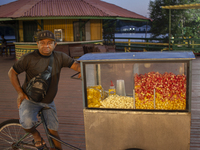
[
  {"x1": 0, "y1": 55, "x2": 85, "y2": 150},
  {"x1": 0, "y1": 54, "x2": 200, "y2": 150}
]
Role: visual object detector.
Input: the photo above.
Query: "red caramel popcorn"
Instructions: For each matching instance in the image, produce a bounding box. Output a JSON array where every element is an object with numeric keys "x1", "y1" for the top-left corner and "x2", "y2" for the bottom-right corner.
[{"x1": 134, "y1": 72, "x2": 186, "y2": 110}]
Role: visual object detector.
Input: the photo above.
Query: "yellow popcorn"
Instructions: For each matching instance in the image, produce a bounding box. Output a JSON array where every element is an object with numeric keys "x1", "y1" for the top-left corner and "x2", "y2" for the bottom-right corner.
[{"x1": 100, "y1": 95, "x2": 134, "y2": 109}]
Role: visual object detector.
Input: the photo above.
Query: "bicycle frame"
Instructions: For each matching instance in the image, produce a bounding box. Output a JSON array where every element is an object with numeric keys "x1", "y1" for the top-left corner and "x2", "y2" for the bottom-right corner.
[{"x1": 13, "y1": 109, "x2": 81, "y2": 150}]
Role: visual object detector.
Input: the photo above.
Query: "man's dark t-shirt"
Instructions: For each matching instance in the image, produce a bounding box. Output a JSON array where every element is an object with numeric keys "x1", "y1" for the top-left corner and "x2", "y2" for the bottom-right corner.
[{"x1": 13, "y1": 50, "x2": 74, "y2": 104}]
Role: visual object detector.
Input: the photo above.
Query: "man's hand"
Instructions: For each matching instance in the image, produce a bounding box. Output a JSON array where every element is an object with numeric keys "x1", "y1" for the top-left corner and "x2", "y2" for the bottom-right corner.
[
  {"x1": 70, "y1": 61, "x2": 81, "y2": 74},
  {"x1": 17, "y1": 92, "x2": 29, "y2": 109},
  {"x1": 78, "y1": 72, "x2": 81, "y2": 78}
]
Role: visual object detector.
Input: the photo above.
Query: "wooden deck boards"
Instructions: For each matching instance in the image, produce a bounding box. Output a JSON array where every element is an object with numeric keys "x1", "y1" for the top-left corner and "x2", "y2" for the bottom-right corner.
[
  {"x1": 0, "y1": 55, "x2": 200, "y2": 150},
  {"x1": 0, "y1": 56, "x2": 85, "y2": 150}
]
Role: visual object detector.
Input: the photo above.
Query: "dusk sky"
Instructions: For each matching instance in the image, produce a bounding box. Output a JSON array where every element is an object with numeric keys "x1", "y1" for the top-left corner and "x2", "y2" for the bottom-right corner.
[{"x1": 0, "y1": 0, "x2": 153, "y2": 18}]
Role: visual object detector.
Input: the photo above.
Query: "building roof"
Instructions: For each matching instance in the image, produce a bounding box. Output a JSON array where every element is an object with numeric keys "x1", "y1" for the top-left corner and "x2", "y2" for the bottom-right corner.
[{"x1": 0, "y1": 0, "x2": 150, "y2": 21}]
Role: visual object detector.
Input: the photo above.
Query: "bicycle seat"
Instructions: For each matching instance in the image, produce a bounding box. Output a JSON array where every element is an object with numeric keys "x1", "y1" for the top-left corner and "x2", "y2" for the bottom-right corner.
[
  {"x1": 38, "y1": 107, "x2": 51, "y2": 116},
  {"x1": 41, "y1": 107, "x2": 51, "y2": 110}
]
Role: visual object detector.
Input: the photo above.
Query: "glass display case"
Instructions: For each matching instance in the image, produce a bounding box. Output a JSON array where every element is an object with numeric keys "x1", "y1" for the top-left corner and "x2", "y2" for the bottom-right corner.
[
  {"x1": 54, "y1": 29, "x2": 64, "y2": 42},
  {"x1": 78, "y1": 51, "x2": 195, "y2": 150},
  {"x1": 79, "y1": 52, "x2": 194, "y2": 112}
]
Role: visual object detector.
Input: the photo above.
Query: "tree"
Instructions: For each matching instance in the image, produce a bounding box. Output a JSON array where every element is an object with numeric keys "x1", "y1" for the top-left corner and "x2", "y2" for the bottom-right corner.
[
  {"x1": 149, "y1": 0, "x2": 194, "y2": 38},
  {"x1": 183, "y1": 0, "x2": 200, "y2": 38}
]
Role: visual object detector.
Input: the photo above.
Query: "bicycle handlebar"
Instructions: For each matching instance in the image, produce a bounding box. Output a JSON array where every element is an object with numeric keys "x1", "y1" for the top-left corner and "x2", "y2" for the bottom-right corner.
[{"x1": 71, "y1": 72, "x2": 81, "y2": 80}]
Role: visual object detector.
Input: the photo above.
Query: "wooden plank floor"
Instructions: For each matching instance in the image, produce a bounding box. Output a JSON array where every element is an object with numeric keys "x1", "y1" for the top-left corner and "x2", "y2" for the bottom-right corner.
[
  {"x1": 0, "y1": 54, "x2": 200, "y2": 150},
  {"x1": 190, "y1": 55, "x2": 200, "y2": 150},
  {"x1": 0, "y1": 55, "x2": 85, "y2": 150}
]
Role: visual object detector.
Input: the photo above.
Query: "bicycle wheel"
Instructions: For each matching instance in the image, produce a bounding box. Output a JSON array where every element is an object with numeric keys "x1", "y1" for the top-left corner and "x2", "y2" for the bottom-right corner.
[{"x1": 0, "y1": 119, "x2": 37, "y2": 150}]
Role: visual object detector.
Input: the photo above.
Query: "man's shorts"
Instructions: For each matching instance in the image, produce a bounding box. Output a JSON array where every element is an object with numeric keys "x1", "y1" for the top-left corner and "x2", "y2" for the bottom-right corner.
[{"x1": 19, "y1": 99, "x2": 59, "y2": 131}]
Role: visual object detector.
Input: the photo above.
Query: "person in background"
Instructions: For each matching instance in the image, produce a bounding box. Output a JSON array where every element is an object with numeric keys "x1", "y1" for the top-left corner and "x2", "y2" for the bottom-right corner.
[
  {"x1": 0, "y1": 35, "x2": 7, "y2": 56},
  {"x1": 8, "y1": 30, "x2": 81, "y2": 150}
]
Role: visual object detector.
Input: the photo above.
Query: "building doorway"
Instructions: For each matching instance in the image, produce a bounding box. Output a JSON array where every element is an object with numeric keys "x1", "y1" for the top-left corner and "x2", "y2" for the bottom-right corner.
[{"x1": 23, "y1": 21, "x2": 37, "y2": 42}]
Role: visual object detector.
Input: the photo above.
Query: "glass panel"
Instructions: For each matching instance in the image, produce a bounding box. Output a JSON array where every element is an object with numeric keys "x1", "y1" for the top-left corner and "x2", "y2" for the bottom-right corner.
[
  {"x1": 134, "y1": 62, "x2": 187, "y2": 110},
  {"x1": 86, "y1": 63, "x2": 134, "y2": 108},
  {"x1": 85, "y1": 64, "x2": 98, "y2": 87},
  {"x1": 85, "y1": 62, "x2": 187, "y2": 111}
]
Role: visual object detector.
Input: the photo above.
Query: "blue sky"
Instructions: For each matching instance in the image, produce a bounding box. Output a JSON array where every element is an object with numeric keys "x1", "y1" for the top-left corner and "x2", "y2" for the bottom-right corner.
[
  {"x1": 0, "y1": 0, "x2": 152, "y2": 18},
  {"x1": 101, "y1": 0, "x2": 152, "y2": 17}
]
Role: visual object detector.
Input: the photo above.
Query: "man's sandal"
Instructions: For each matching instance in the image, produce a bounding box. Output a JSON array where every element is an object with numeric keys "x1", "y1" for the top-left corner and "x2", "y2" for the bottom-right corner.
[{"x1": 32, "y1": 138, "x2": 48, "y2": 150}]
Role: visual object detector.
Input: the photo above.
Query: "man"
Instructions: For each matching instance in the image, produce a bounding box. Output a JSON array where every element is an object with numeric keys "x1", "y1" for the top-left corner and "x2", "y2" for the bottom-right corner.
[
  {"x1": 8, "y1": 30, "x2": 81, "y2": 150},
  {"x1": 0, "y1": 35, "x2": 7, "y2": 56}
]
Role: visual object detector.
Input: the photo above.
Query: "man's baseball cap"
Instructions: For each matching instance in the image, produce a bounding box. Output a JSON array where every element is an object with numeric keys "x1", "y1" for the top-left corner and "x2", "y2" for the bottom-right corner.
[{"x1": 37, "y1": 30, "x2": 55, "y2": 41}]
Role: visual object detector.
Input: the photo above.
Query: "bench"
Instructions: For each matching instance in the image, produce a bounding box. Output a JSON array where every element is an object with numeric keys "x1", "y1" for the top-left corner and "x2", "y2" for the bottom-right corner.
[
  {"x1": 0, "y1": 43, "x2": 15, "y2": 56},
  {"x1": 69, "y1": 46, "x2": 84, "y2": 59}
]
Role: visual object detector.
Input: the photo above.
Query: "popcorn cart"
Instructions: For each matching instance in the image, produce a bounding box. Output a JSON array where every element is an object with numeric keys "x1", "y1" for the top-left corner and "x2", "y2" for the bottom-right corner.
[{"x1": 78, "y1": 51, "x2": 195, "y2": 150}]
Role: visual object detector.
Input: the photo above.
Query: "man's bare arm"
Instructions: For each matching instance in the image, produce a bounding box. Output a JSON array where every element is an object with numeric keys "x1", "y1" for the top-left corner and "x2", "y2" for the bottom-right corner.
[
  {"x1": 70, "y1": 61, "x2": 81, "y2": 78},
  {"x1": 8, "y1": 67, "x2": 23, "y2": 94},
  {"x1": 8, "y1": 67, "x2": 28, "y2": 108},
  {"x1": 70, "y1": 61, "x2": 81, "y2": 72}
]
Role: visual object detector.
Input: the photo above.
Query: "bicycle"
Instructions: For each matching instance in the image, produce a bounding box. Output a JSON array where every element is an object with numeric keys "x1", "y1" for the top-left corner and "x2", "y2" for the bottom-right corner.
[{"x1": 0, "y1": 107, "x2": 82, "y2": 150}]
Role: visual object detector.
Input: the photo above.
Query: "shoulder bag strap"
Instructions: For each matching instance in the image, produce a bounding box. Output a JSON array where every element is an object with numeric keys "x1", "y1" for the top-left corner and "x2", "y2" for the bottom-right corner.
[{"x1": 49, "y1": 53, "x2": 54, "y2": 69}]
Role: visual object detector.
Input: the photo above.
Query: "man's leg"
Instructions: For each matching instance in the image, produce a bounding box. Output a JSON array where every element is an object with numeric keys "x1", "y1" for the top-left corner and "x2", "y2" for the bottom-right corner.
[
  {"x1": 42, "y1": 101, "x2": 61, "y2": 149},
  {"x1": 23, "y1": 127, "x2": 46, "y2": 147},
  {"x1": 48, "y1": 129, "x2": 62, "y2": 150},
  {"x1": 19, "y1": 99, "x2": 45, "y2": 147}
]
